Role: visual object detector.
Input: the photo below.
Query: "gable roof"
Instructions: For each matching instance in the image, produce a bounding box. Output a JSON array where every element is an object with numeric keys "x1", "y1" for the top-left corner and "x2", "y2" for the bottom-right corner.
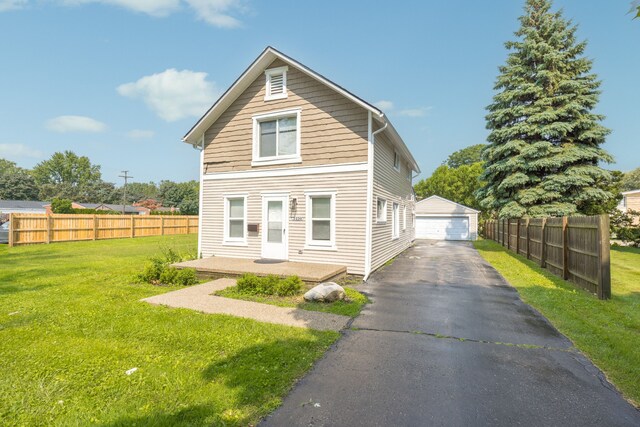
[
  {"x1": 182, "y1": 46, "x2": 420, "y2": 174},
  {"x1": 415, "y1": 195, "x2": 480, "y2": 213},
  {"x1": 0, "y1": 200, "x2": 48, "y2": 210}
]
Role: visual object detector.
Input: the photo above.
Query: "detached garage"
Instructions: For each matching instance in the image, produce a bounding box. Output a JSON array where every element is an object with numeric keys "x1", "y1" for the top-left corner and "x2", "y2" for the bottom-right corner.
[{"x1": 415, "y1": 195, "x2": 479, "y2": 241}]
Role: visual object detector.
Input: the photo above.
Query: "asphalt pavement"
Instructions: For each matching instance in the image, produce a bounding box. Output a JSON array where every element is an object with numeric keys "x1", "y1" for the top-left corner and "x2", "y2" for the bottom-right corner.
[{"x1": 260, "y1": 240, "x2": 640, "y2": 427}]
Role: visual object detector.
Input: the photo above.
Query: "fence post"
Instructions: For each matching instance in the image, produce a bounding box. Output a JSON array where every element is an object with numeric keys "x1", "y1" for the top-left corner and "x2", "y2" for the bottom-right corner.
[
  {"x1": 516, "y1": 219, "x2": 520, "y2": 254},
  {"x1": 525, "y1": 218, "x2": 530, "y2": 259},
  {"x1": 597, "y1": 214, "x2": 611, "y2": 300},
  {"x1": 507, "y1": 220, "x2": 511, "y2": 251},
  {"x1": 161, "y1": 216, "x2": 165, "y2": 236},
  {"x1": 93, "y1": 215, "x2": 97, "y2": 240},
  {"x1": 8, "y1": 213, "x2": 14, "y2": 247},
  {"x1": 130, "y1": 215, "x2": 135, "y2": 238},
  {"x1": 540, "y1": 218, "x2": 547, "y2": 267},
  {"x1": 46, "y1": 215, "x2": 51, "y2": 244},
  {"x1": 562, "y1": 216, "x2": 569, "y2": 279}
]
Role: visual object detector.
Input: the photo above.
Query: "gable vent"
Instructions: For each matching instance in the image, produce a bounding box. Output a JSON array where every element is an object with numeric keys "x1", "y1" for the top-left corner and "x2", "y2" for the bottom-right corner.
[
  {"x1": 265, "y1": 66, "x2": 288, "y2": 100},
  {"x1": 270, "y1": 73, "x2": 284, "y2": 94}
]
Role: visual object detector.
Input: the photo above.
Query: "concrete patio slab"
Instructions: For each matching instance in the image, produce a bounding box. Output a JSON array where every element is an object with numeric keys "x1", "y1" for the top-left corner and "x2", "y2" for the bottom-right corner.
[
  {"x1": 141, "y1": 278, "x2": 350, "y2": 332},
  {"x1": 173, "y1": 257, "x2": 346, "y2": 283}
]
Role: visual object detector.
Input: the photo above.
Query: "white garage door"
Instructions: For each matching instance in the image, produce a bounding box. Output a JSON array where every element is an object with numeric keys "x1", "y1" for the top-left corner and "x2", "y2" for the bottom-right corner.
[{"x1": 416, "y1": 216, "x2": 470, "y2": 240}]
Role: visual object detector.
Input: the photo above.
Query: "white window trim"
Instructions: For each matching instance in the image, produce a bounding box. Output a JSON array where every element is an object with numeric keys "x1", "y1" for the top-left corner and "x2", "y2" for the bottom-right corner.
[
  {"x1": 223, "y1": 193, "x2": 248, "y2": 246},
  {"x1": 406, "y1": 163, "x2": 412, "y2": 181},
  {"x1": 392, "y1": 202, "x2": 400, "y2": 239},
  {"x1": 252, "y1": 108, "x2": 302, "y2": 166},
  {"x1": 393, "y1": 151, "x2": 400, "y2": 172},
  {"x1": 305, "y1": 190, "x2": 337, "y2": 250},
  {"x1": 377, "y1": 197, "x2": 387, "y2": 223},
  {"x1": 264, "y1": 66, "x2": 288, "y2": 101},
  {"x1": 402, "y1": 205, "x2": 407, "y2": 231}
]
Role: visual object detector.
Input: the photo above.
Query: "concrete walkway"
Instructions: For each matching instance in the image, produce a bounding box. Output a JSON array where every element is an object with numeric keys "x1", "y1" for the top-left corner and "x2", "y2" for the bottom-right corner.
[
  {"x1": 141, "y1": 279, "x2": 350, "y2": 332},
  {"x1": 261, "y1": 241, "x2": 640, "y2": 426}
]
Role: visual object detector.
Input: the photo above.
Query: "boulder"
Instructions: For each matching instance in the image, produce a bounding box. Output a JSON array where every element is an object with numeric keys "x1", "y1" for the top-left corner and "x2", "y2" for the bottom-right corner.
[{"x1": 304, "y1": 282, "x2": 346, "y2": 302}]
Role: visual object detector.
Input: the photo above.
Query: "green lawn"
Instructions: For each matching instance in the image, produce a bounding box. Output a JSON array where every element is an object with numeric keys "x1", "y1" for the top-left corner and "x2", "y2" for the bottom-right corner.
[
  {"x1": 0, "y1": 236, "x2": 339, "y2": 426},
  {"x1": 216, "y1": 286, "x2": 369, "y2": 318},
  {"x1": 474, "y1": 239, "x2": 640, "y2": 406}
]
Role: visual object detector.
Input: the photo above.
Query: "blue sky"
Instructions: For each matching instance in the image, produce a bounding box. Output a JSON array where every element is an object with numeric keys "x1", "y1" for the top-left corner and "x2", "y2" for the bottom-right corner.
[{"x1": 0, "y1": 0, "x2": 638, "y2": 186}]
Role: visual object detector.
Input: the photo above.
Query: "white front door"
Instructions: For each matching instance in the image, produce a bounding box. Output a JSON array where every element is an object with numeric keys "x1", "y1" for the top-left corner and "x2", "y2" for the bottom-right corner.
[{"x1": 261, "y1": 195, "x2": 289, "y2": 260}]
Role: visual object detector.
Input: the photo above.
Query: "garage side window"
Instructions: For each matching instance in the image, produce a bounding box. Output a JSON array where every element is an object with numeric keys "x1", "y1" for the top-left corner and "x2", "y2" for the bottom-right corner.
[{"x1": 377, "y1": 198, "x2": 387, "y2": 223}]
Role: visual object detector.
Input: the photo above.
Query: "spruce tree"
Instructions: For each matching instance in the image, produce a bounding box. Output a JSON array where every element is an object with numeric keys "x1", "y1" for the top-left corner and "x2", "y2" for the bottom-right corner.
[{"x1": 478, "y1": 0, "x2": 613, "y2": 218}]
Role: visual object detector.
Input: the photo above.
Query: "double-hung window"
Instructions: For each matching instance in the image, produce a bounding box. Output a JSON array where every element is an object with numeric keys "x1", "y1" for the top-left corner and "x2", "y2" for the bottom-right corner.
[
  {"x1": 393, "y1": 151, "x2": 400, "y2": 171},
  {"x1": 306, "y1": 191, "x2": 336, "y2": 249},
  {"x1": 377, "y1": 198, "x2": 387, "y2": 223},
  {"x1": 224, "y1": 195, "x2": 247, "y2": 244},
  {"x1": 252, "y1": 109, "x2": 301, "y2": 166},
  {"x1": 392, "y1": 202, "x2": 399, "y2": 239},
  {"x1": 403, "y1": 205, "x2": 407, "y2": 230}
]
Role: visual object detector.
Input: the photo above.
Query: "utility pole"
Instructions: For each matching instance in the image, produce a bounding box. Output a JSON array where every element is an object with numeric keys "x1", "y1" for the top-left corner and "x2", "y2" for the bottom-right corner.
[{"x1": 119, "y1": 171, "x2": 133, "y2": 214}]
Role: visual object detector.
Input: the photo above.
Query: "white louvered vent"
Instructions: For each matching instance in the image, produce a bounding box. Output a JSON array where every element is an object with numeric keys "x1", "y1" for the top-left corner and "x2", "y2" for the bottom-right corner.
[
  {"x1": 270, "y1": 73, "x2": 284, "y2": 94},
  {"x1": 265, "y1": 66, "x2": 288, "y2": 100}
]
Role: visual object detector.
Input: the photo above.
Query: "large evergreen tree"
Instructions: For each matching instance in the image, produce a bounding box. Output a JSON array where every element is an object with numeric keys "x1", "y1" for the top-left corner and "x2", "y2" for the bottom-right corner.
[{"x1": 477, "y1": 0, "x2": 613, "y2": 218}]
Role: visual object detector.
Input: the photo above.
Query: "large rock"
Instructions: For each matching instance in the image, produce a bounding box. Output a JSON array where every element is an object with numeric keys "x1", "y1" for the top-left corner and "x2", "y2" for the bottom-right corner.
[{"x1": 304, "y1": 282, "x2": 346, "y2": 302}]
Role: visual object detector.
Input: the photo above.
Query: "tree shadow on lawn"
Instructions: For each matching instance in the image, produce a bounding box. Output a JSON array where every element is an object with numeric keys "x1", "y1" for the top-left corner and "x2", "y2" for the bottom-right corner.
[{"x1": 101, "y1": 404, "x2": 217, "y2": 427}]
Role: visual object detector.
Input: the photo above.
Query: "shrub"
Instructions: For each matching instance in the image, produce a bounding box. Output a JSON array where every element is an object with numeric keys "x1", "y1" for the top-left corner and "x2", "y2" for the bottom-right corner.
[
  {"x1": 136, "y1": 247, "x2": 196, "y2": 286},
  {"x1": 236, "y1": 274, "x2": 302, "y2": 296},
  {"x1": 611, "y1": 209, "x2": 640, "y2": 247}
]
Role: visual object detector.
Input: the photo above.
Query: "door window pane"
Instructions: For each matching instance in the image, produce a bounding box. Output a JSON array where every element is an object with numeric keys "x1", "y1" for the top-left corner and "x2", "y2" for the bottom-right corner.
[{"x1": 267, "y1": 201, "x2": 283, "y2": 243}]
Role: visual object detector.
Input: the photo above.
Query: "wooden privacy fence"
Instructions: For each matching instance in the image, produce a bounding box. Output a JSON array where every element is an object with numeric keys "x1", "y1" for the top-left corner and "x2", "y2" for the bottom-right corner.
[
  {"x1": 483, "y1": 215, "x2": 611, "y2": 300},
  {"x1": 8, "y1": 213, "x2": 198, "y2": 247}
]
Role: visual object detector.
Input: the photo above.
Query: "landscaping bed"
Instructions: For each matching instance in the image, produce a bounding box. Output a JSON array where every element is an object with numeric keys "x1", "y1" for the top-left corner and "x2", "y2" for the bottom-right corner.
[
  {"x1": 474, "y1": 238, "x2": 640, "y2": 407},
  {"x1": 216, "y1": 274, "x2": 368, "y2": 318},
  {"x1": 0, "y1": 235, "x2": 339, "y2": 426}
]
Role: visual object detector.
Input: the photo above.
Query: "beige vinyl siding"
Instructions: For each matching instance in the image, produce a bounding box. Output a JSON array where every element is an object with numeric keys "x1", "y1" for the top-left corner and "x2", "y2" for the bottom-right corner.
[
  {"x1": 370, "y1": 129, "x2": 415, "y2": 272},
  {"x1": 200, "y1": 170, "x2": 368, "y2": 275},
  {"x1": 203, "y1": 59, "x2": 369, "y2": 173},
  {"x1": 415, "y1": 197, "x2": 479, "y2": 240},
  {"x1": 626, "y1": 194, "x2": 640, "y2": 211}
]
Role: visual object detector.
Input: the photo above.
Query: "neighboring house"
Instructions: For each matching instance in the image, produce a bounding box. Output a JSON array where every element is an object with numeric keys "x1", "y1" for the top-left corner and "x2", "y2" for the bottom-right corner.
[
  {"x1": 0, "y1": 200, "x2": 48, "y2": 215},
  {"x1": 414, "y1": 195, "x2": 479, "y2": 241},
  {"x1": 182, "y1": 46, "x2": 420, "y2": 278},
  {"x1": 618, "y1": 189, "x2": 640, "y2": 225}
]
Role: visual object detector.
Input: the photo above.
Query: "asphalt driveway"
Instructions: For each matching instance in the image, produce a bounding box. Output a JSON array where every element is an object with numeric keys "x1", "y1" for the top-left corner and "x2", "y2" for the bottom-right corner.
[{"x1": 261, "y1": 240, "x2": 640, "y2": 426}]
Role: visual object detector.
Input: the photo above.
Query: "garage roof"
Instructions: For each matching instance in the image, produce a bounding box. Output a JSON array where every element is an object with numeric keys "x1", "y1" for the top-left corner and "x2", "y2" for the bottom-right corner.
[{"x1": 415, "y1": 195, "x2": 480, "y2": 214}]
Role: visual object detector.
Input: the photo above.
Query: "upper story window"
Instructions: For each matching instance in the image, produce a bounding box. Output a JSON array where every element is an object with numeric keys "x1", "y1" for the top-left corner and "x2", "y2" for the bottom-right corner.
[
  {"x1": 393, "y1": 151, "x2": 400, "y2": 171},
  {"x1": 265, "y1": 66, "x2": 288, "y2": 101},
  {"x1": 406, "y1": 164, "x2": 412, "y2": 181},
  {"x1": 252, "y1": 108, "x2": 302, "y2": 166}
]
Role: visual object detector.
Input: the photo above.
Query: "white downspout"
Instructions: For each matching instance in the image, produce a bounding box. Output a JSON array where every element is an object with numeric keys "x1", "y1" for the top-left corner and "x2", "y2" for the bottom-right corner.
[
  {"x1": 364, "y1": 115, "x2": 388, "y2": 280},
  {"x1": 196, "y1": 134, "x2": 205, "y2": 258}
]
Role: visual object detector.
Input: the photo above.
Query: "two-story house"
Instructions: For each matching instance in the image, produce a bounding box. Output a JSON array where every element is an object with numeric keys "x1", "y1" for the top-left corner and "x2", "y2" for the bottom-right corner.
[{"x1": 182, "y1": 47, "x2": 420, "y2": 278}]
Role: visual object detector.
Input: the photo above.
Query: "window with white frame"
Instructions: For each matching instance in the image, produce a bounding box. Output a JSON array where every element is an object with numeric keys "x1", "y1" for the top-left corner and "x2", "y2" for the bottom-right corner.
[
  {"x1": 392, "y1": 202, "x2": 399, "y2": 238},
  {"x1": 264, "y1": 66, "x2": 288, "y2": 100},
  {"x1": 406, "y1": 164, "x2": 412, "y2": 181},
  {"x1": 377, "y1": 198, "x2": 387, "y2": 223},
  {"x1": 252, "y1": 109, "x2": 301, "y2": 165},
  {"x1": 224, "y1": 195, "x2": 246, "y2": 243},
  {"x1": 393, "y1": 151, "x2": 400, "y2": 171},
  {"x1": 306, "y1": 192, "x2": 335, "y2": 248},
  {"x1": 403, "y1": 205, "x2": 407, "y2": 230}
]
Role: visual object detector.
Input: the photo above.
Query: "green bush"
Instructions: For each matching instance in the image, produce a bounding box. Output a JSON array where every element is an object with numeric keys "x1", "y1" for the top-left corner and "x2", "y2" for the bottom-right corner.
[
  {"x1": 136, "y1": 247, "x2": 196, "y2": 286},
  {"x1": 236, "y1": 274, "x2": 302, "y2": 296}
]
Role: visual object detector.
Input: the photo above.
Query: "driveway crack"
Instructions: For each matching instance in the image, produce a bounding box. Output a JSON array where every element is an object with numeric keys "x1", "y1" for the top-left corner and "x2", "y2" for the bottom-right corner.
[{"x1": 350, "y1": 326, "x2": 576, "y2": 353}]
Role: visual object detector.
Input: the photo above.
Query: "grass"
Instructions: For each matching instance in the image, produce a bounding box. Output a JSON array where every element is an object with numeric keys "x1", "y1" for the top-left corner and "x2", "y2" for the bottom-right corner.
[
  {"x1": 473, "y1": 239, "x2": 640, "y2": 406},
  {"x1": 216, "y1": 286, "x2": 368, "y2": 318},
  {"x1": 0, "y1": 236, "x2": 339, "y2": 426}
]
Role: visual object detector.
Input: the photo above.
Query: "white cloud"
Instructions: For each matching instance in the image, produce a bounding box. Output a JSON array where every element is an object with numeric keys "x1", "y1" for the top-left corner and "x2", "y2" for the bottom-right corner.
[
  {"x1": 0, "y1": 0, "x2": 26, "y2": 12},
  {"x1": 398, "y1": 107, "x2": 432, "y2": 118},
  {"x1": 374, "y1": 100, "x2": 394, "y2": 111},
  {"x1": 126, "y1": 129, "x2": 155, "y2": 139},
  {"x1": 0, "y1": 143, "x2": 44, "y2": 159},
  {"x1": 117, "y1": 68, "x2": 218, "y2": 122},
  {"x1": 59, "y1": 0, "x2": 245, "y2": 27},
  {"x1": 46, "y1": 115, "x2": 107, "y2": 133}
]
